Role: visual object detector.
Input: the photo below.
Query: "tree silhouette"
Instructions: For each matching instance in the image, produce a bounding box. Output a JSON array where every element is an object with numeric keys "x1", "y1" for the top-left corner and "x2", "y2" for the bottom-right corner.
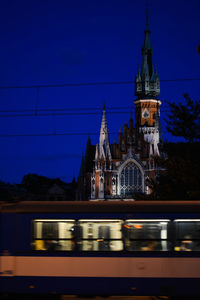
[
  {"x1": 166, "y1": 94, "x2": 200, "y2": 142},
  {"x1": 152, "y1": 142, "x2": 200, "y2": 200}
]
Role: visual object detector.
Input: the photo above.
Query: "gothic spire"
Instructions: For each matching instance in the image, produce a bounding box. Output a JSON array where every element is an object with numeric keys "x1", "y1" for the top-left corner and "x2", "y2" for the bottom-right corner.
[
  {"x1": 145, "y1": 7, "x2": 149, "y2": 31},
  {"x1": 141, "y1": 8, "x2": 153, "y2": 78},
  {"x1": 135, "y1": 9, "x2": 160, "y2": 99},
  {"x1": 98, "y1": 104, "x2": 112, "y2": 161}
]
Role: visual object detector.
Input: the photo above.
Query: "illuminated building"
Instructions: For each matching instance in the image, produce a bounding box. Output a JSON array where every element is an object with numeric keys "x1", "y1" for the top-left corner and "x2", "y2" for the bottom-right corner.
[{"x1": 78, "y1": 11, "x2": 162, "y2": 200}]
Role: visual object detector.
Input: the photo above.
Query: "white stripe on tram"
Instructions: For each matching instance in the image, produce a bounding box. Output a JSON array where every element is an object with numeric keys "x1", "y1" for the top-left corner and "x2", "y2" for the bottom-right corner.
[{"x1": 1, "y1": 256, "x2": 200, "y2": 278}]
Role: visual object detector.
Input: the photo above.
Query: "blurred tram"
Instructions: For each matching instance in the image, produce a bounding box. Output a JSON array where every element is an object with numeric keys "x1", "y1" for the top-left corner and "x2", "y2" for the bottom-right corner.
[{"x1": 1, "y1": 200, "x2": 200, "y2": 297}]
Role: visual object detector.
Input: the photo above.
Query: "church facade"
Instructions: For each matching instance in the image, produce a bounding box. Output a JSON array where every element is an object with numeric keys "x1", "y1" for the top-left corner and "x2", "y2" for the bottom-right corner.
[{"x1": 78, "y1": 13, "x2": 162, "y2": 200}]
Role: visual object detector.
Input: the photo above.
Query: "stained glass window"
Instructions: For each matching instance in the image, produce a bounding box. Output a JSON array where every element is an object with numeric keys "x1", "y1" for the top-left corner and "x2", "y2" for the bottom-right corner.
[{"x1": 120, "y1": 162, "x2": 143, "y2": 195}]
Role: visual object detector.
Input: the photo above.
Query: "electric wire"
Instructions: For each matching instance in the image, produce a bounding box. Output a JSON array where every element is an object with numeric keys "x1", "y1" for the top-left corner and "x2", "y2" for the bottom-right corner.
[
  {"x1": 0, "y1": 110, "x2": 171, "y2": 118},
  {"x1": 0, "y1": 103, "x2": 173, "y2": 117},
  {"x1": 0, "y1": 78, "x2": 200, "y2": 89},
  {"x1": 0, "y1": 131, "x2": 118, "y2": 138},
  {"x1": 0, "y1": 78, "x2": 198, "y2": 136},
  {"x1": 0, "y1": 104, "x2": 171, "y2": 113}
]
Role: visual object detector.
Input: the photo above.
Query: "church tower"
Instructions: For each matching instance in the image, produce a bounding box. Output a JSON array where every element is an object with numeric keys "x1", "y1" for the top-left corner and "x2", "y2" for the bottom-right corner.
[
  {"x1": 134, "y1": 9, "x2": 161, "y2": 156},
  {"x1": 78, "y1": 10, "x2": 162, "y2": 200}
]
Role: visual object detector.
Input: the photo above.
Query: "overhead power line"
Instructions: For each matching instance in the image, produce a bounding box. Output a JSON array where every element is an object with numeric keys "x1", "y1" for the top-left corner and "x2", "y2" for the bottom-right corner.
[
  {"x1": 0, "y1": 78, "x2": 200, "y2": 89},
  {"x1": 0, "y1": 104, "x2": 171, "y2": 118},
  {"x1": 0, "y1": 132, "x2": 117, "y2": 138},
  {"x1": 0, "y1": 106, "x2": 133, "y2": 113},
  {"x1": 0, "y1": 104, "x2": 171, "y2": 113},
  {"x1": 0, "y1": 110, "x2": 171, "y2": 118}
]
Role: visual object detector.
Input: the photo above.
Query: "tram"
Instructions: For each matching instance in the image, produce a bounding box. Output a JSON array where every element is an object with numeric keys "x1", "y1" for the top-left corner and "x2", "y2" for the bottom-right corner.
[{"x1": 1, "y1": 200, "x2": 200, "y2": 297}]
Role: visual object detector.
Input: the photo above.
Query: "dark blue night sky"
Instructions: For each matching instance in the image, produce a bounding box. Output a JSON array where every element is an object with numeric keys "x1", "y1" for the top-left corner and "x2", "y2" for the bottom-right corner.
[{"x1": 0, "y1": 0, "x2": 200, "y2": 184}]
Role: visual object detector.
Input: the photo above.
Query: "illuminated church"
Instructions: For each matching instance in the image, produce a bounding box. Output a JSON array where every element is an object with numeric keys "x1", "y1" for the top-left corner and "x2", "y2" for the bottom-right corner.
[{"x1": 78, "y1": 12, "x2": 162, "y2": 200}]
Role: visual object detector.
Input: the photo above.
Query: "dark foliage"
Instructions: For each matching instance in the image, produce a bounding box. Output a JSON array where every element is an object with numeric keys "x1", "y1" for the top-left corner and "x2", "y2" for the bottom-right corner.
[
  {"x1": 153, "y1": 142, "x2": 200, "y2": 200},
  {"x1": 166, "y1": 94, "x2": 200, "y2": 142},
  {"x1": 155, "y1": 94, "x2": 200, "y2": 200},
  {"x1": 21, "y1": 173, "x2": 64, "y2": 194}
]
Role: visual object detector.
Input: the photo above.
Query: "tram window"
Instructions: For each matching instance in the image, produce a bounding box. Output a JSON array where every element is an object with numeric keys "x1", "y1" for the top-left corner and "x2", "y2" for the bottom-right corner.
[
  {"x1": 32, "y1": 219, "x2": 75, "y2": 251},
  {"x1": 174, "y1": 220, "x2": 200, "y2": 251},
  {"x1": 77, "y1": 219, "x2": 123, "y2": 251},
  {"x1": 124, "y1": 219, "x2": 170, "y2": 251}
]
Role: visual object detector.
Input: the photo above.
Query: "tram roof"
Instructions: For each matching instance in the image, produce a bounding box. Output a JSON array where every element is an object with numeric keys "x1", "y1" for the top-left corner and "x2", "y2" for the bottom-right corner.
[{"x1": 1, "y1": 200, "x2": 200, "y2": 213}]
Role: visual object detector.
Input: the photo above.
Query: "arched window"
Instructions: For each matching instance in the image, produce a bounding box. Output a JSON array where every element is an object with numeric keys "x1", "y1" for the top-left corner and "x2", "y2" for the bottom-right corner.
[{"x1": 119, "y1": 162, "x2": 143, "y2": 196}]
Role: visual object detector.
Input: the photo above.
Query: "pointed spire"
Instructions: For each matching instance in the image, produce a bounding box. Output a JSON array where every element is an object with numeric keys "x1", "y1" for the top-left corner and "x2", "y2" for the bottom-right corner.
[
  {"x1": 143, "y1": 8, "x2": 151, "y2": 51},
  {"x1": 135, "y1": 64, "x2": 141, "y2": 82},
  {"x1": 86, "y1": 135, "x2": 91, "y2": 148},
  {"x1": 137, "y1": 63, "x2": 140, "y2": 75},
  {"x1": 98, "y1": 104, "x2": 112, "y2": 161},
  {"x1": 124, "y1": 120, "x2": 128, "y2": 138},
  {"x1": 103, "y1": 101, "x2": 106, "y2": 111},
  {"x1": 141, "y1": 9, "x2": 152, "y2": 78},
  {"x1": 135, "y1": 9, "x2": 160, "y2": 99},
  {"x1": 99, "y1": 103, "x2": 108, "y2": 145},
  {"x1": 129, "y1": 111, "x2": 133, "y2": 132},
  {"x1": 78, "y1": 152, "x2": 85, "y2": 178},
  {"x1": 118, "y1": 127, "x2": 122, "y2": 145},
  {"x1": 145, "y1": 7, "x2": 149, "y2": 31}
]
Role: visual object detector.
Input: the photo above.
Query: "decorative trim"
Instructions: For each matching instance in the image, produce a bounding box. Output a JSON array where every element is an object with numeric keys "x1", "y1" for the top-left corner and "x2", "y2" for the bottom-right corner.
[
  {"x1": 117, "y1": 147, "x2": 145, "y2": 170},
  {"x1": 134, "y1": 99, "x2": 161, "y2": 105}
]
